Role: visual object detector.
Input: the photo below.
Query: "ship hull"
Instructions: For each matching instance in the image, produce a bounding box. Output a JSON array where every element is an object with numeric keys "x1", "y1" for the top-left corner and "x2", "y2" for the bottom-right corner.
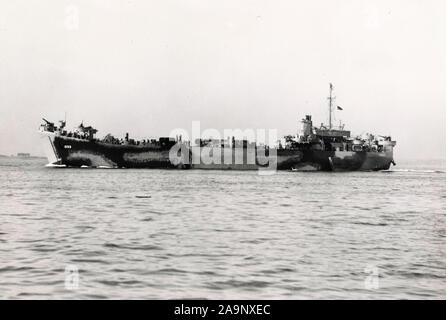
[
  {"x1": 41, "y1": 134, "x2": 394, "y2": 171},
  {"x1": 44, "y1": 135, "x2": 187, "y2": 168},
  {"x1": 39, "y1": 131, "x2": 61, "y2": 165},
  {"x1": 359, "y1": 150, "x2": 394, "y2": 171},
  {"x1": 294, "y1": 150, "x2": 394, "y2": 171},
  {"x1": 190, "y1": 147, "x2": 305, "y2": 170}
]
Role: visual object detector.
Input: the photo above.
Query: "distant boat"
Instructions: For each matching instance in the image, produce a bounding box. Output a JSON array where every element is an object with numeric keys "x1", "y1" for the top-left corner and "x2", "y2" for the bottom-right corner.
[{"x1": 17, "y1": 153, "x2": 31, "y2": 158}]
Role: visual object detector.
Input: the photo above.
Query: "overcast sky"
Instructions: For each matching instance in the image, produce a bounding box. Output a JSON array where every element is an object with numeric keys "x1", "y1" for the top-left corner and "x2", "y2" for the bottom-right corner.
[{"x1": 0, "y1": 0, "x2": 445, "y2": 159}]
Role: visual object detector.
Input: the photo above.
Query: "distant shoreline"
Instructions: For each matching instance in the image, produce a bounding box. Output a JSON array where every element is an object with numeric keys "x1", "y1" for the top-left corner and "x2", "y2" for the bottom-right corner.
[{"x1": 0, "y1": 154, "x2": 46, "y2": 159}]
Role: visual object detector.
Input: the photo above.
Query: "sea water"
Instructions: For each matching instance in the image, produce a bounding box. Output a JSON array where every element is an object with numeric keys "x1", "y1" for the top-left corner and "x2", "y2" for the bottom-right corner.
[{"x1": 0, "y1": 157, "x2": 445, "y2": 299}]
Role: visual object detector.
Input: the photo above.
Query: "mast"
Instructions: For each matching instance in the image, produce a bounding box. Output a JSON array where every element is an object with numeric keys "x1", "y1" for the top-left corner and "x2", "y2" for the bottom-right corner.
[{"x1": 328, "y1": 83, "x2": 334, "y2": 130}]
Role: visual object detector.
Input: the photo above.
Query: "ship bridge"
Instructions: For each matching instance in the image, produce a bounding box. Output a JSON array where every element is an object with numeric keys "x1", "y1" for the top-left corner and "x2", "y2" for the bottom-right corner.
[{"x1": 315, "y1": 128, "x2": 350, "y2": 138}]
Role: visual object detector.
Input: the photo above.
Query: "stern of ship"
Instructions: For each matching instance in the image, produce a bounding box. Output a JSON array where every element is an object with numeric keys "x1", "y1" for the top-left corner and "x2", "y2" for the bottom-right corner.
[{"x1": 360, "y1": 140, "x2": 397, "y2": 171}]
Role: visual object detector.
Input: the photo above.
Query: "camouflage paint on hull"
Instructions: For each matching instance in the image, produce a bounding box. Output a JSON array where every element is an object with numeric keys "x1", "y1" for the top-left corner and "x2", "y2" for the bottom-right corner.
[
  {"x1": 41, "y1": 134, "x2": 394, "y2": 171},
  {"x1": 190, "y1": 148, "x2": 304, "y2": 170},
  {"x1": 298, "y1": 150, "x2": 393, "y2": 171},
  {"x1": 47, "y1": 135, "x2": 185, "y2": 168},
  {"x1": 276, "y1": 149, "x2": 304, "y2": 170},
  {"x1": 359, "y1": 150, "x2": 394, "y2": 171},
  {"x1": 330, "y1": 151, "x2": 366, "y2": 171}
]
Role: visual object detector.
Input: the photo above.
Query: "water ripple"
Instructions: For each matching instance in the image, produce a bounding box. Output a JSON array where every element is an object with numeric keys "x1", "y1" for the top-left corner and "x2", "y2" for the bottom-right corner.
[{"x1": 1, "y1": 157, "x2": 446, "y2": 299}]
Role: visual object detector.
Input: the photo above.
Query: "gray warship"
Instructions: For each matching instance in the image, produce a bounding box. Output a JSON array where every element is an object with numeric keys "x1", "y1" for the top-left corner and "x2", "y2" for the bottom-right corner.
[{"x1": 39, "y1": 84, "x2": 396, "y2": 171}]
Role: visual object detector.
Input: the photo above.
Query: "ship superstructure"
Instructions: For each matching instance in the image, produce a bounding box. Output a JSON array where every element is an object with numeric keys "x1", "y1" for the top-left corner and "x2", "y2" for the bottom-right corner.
[{"x1": 289, "y1": 84, "x2": 396, "y2": 171}]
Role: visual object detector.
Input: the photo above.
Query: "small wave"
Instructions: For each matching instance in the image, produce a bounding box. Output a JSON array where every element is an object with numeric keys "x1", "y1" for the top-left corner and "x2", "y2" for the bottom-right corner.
[
  {"x1": 17, "y1": 292, "x2": 50, "y2": 297},
  {"x1": 71, "y1": 258, "x2": 108, "y2": 264},
  {"x1": 84, "y1": 294, "x2": 109, "y2": 299},
  {"x1": 0, "y1": 266, "x2": 34, "y2": 273},
  {"x1": 166, "y1": 252, "x2": 239, "y2": 258},
  {"x1": 32, "y1": 248, "x2": 57, "y2": 253},
  {"x1": 382, "y1": 169, "x2": 445, "y2": 174},
  {"x1": 280, "y1": 203, "x2": 292, "y2": 207},
  {"x1": 395, "y1": 271, "x2": 446, "y2": 279},
  {"x1": 207, "y1": 279, "x2": 272, "y2": 290},
  {"x1": 155, "y1": 268, "x2": 188, "y2": 274},
  {"x1": 104, "y1": 243, "x2": 162, "y2": 251},
  {"x1": 98, "y1": 279, "x2": 142, "y2": 286},
  {"x1": 352, "y1": 221, "x2": 388, "y2": 226},
  {"x1": 45, "y1": 163, "x2": 66, "y2": 168},
  {"x1": 75, "y1": 225, "x2": 95, "y2": 232},
  {"x1": 261, "y1": 267, "x2": 296, "y2": 274}
]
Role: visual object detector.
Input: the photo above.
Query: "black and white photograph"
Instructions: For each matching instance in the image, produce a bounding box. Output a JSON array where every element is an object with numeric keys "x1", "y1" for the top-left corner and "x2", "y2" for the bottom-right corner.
[{"x1": 0, "y1": 0, "x2": 445, "y2": 306}]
